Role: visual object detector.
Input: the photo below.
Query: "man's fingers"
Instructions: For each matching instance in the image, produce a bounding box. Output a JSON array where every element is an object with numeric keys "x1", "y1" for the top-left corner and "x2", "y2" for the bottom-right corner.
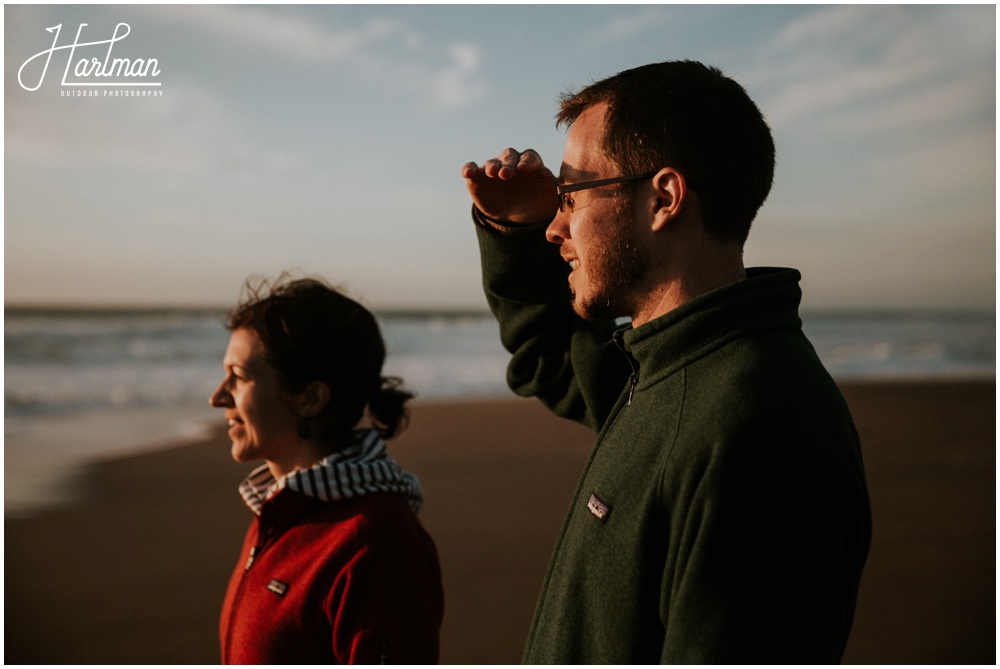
[
  {"x1": 482, "y1": 157, "x2": 504, "y2": 179},
  {"x1": 460, "y1": 161, "x2": 480, "y2": 179},
  {"x1": 517, "y1": 149, "x2": 542, "y2": 170},
  {"x1": 465, "y1": 148, "x2": 547, "y2": 181},
  {"x1": 498, "y1": 147, "x2": 521, "y2": 165},
  {"x1": 497, "y1": 148, "x2": 521, "y2": 179}
]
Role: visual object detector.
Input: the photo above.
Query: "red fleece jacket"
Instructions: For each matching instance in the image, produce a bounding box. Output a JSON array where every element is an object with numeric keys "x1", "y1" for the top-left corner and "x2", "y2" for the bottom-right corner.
[{"x1": 220, "y1": 489, "x2": 443, "y2": 664}]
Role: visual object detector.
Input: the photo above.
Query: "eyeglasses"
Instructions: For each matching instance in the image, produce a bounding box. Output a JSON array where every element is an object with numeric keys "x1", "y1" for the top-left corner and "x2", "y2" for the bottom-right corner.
[
  {"x1": 556, "y1": 170, "x2": 700, "y2": 212},
  {"x1": 556, "y1": 171, "x2": 658, "y2": 196}
]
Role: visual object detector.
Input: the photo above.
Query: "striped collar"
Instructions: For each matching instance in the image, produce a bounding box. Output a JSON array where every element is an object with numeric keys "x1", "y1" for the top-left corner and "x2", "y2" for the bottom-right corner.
[{"x1": 238, "y1": 429, "x2": 424, "y2": 516}]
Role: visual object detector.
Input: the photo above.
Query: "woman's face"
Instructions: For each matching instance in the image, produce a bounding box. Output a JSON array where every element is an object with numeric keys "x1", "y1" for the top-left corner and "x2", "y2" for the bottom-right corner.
[{"x1": 209, "y1": 328, "x2": 302, "y2": 473}]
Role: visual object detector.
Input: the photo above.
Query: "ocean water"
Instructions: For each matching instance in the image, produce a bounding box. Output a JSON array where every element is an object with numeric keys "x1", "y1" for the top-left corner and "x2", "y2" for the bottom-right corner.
[{"x1": 4, "y1": 307, "x2": 994, "y2": 516}]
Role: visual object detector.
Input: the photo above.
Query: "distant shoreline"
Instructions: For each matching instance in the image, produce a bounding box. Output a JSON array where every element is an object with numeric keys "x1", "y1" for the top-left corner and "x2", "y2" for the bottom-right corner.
[
  {"x1": 6, "y1": 306, "x2": 994, "y2": 519},
  {"x1": 4, "y1": 302, "x2": 997, "y2": 320},
  {"x1": 3, "y1": 303, "x2": 496, "y2": 317},
  {"x1": 5, "y1": 378, "x2": 994, "y2": 520}
]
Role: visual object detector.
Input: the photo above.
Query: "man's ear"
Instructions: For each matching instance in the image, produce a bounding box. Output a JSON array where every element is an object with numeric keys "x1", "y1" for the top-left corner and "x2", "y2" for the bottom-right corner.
[
  {"x1": 294, "y1": 380, "x2": 331, "y2": 418},
  {"x1": 650, "y1": 167, "x2": 690, "y2": 233}
]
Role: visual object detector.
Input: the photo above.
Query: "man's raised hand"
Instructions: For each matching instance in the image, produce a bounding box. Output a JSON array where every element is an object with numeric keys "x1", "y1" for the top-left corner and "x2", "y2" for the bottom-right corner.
[{"x1": 462, "y1": 148, "x2": 559, "y2": 225}]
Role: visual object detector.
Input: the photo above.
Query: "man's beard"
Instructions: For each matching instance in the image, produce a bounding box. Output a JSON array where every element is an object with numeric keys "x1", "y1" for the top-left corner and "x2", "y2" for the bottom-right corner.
[{"x1": 572, "y1": 192, "x2": 649, "y2": 321}]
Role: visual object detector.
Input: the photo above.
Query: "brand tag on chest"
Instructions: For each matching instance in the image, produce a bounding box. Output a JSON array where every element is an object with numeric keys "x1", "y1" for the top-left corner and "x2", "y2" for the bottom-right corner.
[
  {"x1": 267, "y1": 579, "x2": 289, "y2": 597},
  {"x1": 587, "y1": 492, "x2": 612, "y2": 523}
]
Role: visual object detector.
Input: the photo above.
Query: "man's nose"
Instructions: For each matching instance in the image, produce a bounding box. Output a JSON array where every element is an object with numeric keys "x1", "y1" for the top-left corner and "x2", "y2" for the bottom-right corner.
[{"x1": 546, "y1": 209, "x2": 570, "y2": 245}]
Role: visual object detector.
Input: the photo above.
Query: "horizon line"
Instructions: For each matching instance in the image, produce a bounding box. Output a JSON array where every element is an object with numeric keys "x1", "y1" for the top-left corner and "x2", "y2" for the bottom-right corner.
[{"x1": 4, "y1": 302, "x2": 996, "y2": 319}]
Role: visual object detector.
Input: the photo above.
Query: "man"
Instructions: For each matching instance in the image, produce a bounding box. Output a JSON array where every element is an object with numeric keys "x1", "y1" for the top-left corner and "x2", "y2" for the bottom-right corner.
[{"x1": 461, "y1": 61, "x2": 871, "y2": 664}]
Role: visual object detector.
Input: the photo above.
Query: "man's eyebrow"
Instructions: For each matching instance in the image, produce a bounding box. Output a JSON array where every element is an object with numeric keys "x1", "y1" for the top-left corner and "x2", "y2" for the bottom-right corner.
[
  {"x1": 558, "y1": 166, "x2": 594, "y2": 184},
  {"x1": 556, "y1": 168, "x2": 580, "y2": 186}
]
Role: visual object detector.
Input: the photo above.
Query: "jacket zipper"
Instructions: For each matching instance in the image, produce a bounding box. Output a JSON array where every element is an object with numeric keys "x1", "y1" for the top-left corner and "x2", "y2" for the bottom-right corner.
[
  {"x1": 224, "y1": 538, "x2": 267, "y2": 662},
  {"x1": 614, "y1": 328, "x2": 639, "y2": 407},
  {"x1": 244, "y1": 545, "x2": 258, "y2": 570}
]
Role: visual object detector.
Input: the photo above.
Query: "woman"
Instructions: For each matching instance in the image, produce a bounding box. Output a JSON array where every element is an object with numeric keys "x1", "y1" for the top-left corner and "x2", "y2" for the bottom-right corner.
[{"x1": 210, "y1": 276, "x2": 443, "y2": 664}]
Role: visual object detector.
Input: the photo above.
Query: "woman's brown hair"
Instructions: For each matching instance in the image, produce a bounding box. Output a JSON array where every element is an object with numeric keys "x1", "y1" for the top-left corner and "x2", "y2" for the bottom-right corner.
[{"x1": 225, "y1": 275, "x2": 413, "y2": 443}]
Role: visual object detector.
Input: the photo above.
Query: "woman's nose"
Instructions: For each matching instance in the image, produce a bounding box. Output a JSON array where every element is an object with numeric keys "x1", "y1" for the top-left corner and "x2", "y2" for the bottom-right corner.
[{"x1": 209, "y1": 382, "x2": 232, "y2": 408}]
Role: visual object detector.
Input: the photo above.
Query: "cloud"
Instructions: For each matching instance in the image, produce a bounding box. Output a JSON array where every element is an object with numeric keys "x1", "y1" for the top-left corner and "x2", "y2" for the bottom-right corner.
[
  {"x1": 763, "y1": 60, "x2": 930, "y2": 127},
  {"x1": 578, "y1": 6, "x2": 671, "y2": 47},
  {"x1": 139, "y1": 5, "x2": 488, "y2": 113},
  {"x1": 5, "y1": 80, "x2": 298, "y2": 174},
  {"x1": 819, "y1": 70, "x2": 994, "y2": 137},
  {"x1": 428, "y1": 43, "x2": 488, "y2": 110},
  {"x1": 771, "y1": 5, "x2": 886, "y2": 52},
  {"x1": 5, "y1": 5, "x2": 490, "y2": 181},
  {"x1": 749, "y1": 5, "x2": 992, "y2": 140},
  {"x1": 143, "y1": 5, "x2": 401, "y2": 62},
  {"x1": 866, "y1": 122, "x2": 996, "y2": 206}
]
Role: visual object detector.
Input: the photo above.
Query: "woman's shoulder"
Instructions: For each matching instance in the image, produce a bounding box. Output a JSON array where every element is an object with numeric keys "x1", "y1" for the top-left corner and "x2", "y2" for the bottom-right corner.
[{"x1": 303, "y1": 491, "x2": 431, "y2": 547}]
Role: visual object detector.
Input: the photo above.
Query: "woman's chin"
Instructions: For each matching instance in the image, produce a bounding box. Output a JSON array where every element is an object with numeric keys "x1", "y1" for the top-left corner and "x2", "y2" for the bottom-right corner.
[{"x1": 230, "y1": 442, "x2": 257, "y2": 464}]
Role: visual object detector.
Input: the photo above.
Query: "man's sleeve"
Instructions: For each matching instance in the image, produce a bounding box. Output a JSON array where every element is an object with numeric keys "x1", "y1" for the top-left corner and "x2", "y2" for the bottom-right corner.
[{"x1": 474, "y1": 212, "x2": 630, "y2": 431}]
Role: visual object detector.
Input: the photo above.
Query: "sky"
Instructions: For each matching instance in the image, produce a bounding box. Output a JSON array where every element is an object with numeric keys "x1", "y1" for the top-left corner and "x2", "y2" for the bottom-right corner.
[{"x1": 4, "y1": 4, "x2": 996, "y2": 311}]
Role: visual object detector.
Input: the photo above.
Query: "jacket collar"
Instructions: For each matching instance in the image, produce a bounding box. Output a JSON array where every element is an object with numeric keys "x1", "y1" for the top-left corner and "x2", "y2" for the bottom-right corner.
[
  {"x1": 238, "y1": 428, "x2": 424, "y2": 516},
  {"x1": 619, "y1": 267, "x2": 803, "y2": 390}
]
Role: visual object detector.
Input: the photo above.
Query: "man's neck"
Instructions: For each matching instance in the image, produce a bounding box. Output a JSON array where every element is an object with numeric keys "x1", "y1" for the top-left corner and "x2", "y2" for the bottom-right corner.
[{"x1": 630, "y1": 256, "x2": 747, "y2": 328}]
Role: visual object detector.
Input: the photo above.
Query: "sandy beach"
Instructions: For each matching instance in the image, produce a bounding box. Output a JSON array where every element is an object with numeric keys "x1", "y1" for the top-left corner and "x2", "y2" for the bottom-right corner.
[{"x1": 5, "y1": 380, "x2": 994, "y2": 664}]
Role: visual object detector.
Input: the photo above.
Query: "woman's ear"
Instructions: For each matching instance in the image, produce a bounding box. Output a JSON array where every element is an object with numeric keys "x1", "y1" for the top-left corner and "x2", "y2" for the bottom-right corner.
[
  {"x1": 294, "y1": 380, "x2": 331, "y2": 418},
  {"x1": 650, "y1": 167, "x2": 689, "y2": 233}
]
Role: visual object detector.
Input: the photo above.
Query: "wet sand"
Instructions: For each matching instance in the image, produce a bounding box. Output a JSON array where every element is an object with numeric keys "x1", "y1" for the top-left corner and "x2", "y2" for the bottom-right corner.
[{"x1": 4, "y1": 380, "x2": 994, "y2": 664}]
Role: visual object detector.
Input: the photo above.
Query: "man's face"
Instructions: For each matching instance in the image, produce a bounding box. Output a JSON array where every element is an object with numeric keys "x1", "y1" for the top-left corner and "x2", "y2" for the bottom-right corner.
[{"x1": 546, "y1": 103, "x2": 649, "y2": 321}]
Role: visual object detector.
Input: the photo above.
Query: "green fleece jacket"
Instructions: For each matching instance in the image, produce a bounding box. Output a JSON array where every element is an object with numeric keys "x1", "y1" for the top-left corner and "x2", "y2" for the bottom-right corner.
[{"x1": 476, "y1": 220, "x2": 871, "y2": 664}]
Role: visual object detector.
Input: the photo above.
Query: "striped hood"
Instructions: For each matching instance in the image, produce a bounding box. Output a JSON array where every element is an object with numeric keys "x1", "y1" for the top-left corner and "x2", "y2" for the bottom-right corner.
[{"x1": 238, "y1": 428, "x2": 424, "y2": 515}]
